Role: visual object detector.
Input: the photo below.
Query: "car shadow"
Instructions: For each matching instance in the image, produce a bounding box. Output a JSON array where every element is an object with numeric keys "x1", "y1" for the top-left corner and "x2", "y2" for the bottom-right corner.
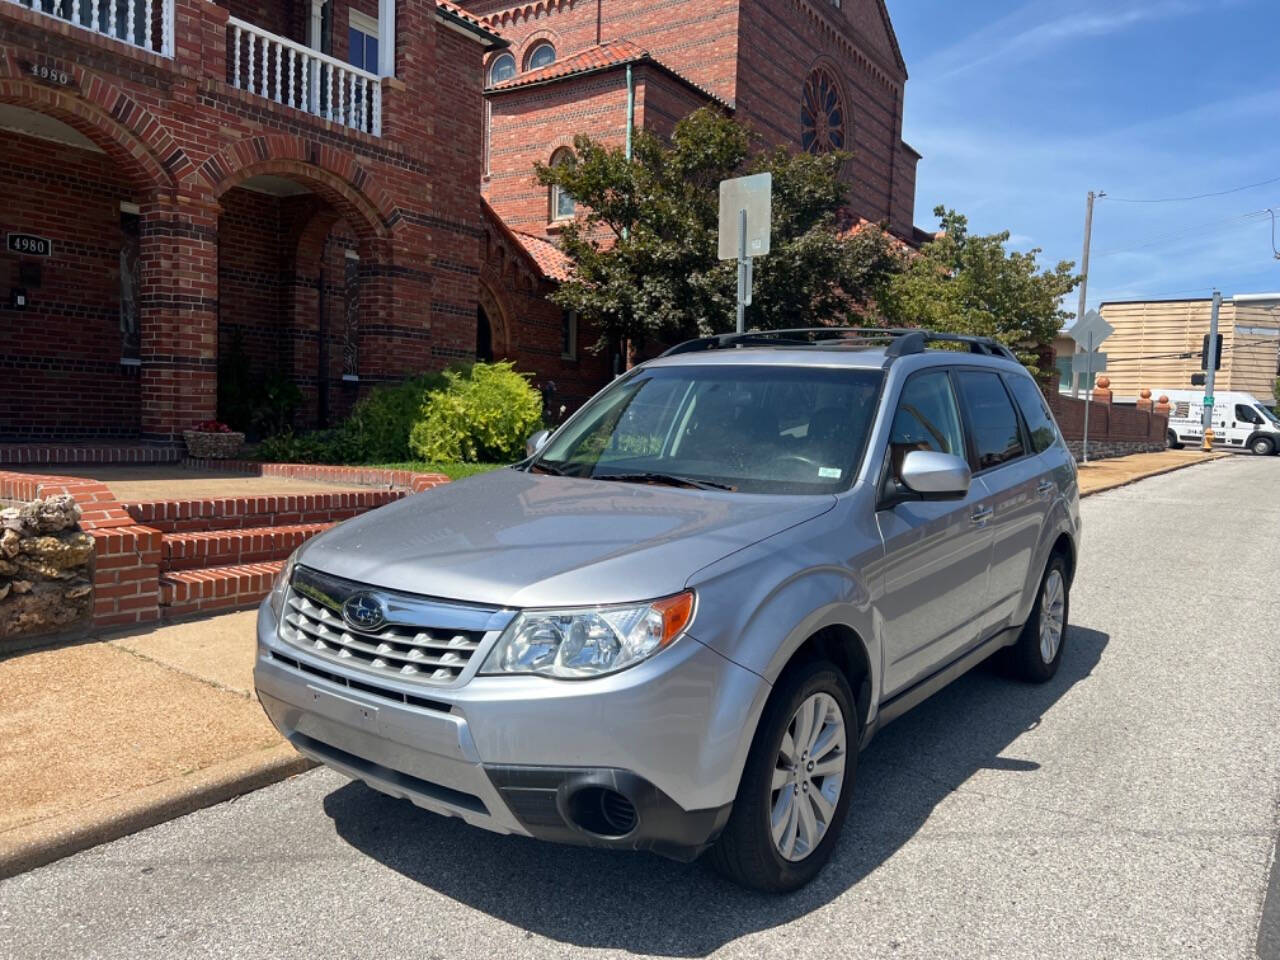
[{"x1": 324, "y1": 625, "x2": 1109, "y2": 957}]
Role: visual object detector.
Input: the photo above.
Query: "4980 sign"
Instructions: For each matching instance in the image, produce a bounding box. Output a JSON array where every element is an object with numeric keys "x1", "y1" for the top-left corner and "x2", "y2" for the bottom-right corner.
[{"x1": 7, "y1": 234, "x2": 53, "y2": 257}]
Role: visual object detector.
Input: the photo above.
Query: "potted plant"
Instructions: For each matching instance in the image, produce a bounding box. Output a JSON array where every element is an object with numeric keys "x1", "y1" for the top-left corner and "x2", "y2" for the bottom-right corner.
[{"x1": 182, "y1": 420, "x2": 245, "y2": 459}]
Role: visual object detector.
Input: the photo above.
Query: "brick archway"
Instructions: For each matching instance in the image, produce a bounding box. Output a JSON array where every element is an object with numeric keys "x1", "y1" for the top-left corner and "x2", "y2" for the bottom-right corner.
[
  {"x1": 200, "y1": 138, "x2": 395, "y2": 240},
  {"x1": 0, "y1": 77, "x2": 177, "y2": 193},
  {"x1": 477, "y1": 277, "x2": 512, "y2": 358}
]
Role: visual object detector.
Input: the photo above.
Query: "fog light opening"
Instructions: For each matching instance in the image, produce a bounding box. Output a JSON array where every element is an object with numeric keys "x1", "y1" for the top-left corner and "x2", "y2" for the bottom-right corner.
[{"x1": 566, "y1": 786, "x2": 638, "y2": 838}]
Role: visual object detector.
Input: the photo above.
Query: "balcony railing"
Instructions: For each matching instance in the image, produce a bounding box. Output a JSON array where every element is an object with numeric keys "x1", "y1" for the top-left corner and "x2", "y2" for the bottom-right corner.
[
  {"x1": 5, "y1": 0, "x2": 173, "y2": 56},
  {"x1": 227, "y1": 17, "x2": 381, "y2": 136}
]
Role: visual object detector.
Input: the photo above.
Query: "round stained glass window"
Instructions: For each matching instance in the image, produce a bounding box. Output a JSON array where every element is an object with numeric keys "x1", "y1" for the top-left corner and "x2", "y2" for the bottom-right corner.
[{"x1": 801, "y1": 68, "x2": 846, "y2": 154}]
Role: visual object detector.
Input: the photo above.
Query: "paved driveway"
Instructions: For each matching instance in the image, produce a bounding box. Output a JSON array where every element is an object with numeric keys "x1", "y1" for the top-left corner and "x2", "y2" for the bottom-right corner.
[{"x1": 3, "y1": 456, "x2": 1278, "y2": 960}]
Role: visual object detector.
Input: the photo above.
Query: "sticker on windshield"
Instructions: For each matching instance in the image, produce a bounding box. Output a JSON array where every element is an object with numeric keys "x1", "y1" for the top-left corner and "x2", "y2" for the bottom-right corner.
[{"x1": 818, "y1": 467, "x2": 842, "y2": 479}]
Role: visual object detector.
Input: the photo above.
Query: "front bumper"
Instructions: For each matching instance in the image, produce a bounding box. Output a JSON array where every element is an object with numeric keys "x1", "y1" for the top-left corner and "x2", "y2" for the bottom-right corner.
[{"x1": 254, "y1": 601, "x2": 767, "y2": 860}]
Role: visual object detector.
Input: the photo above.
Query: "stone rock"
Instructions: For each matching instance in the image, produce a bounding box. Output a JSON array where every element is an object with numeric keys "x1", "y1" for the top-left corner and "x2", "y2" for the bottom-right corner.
[
  {"x1": 14, "y1": 555, "x2": 76, "y2": 581},
  {"x1": 0, "y1": 528, "x2": 18, "y2": 558},
  {"x1": 65, "y1": 580, "x2": 92, "y2": 600},
  {"x1": 0, "y1": 579, "x2": 91, "y2": 639},
  {"x1": 11, "y1": 580, "x2": 33, "y2": 594},
  {"x1": 0, "y1": 582, "x2": 8, "y2": 602},
  {"x1": 33, "y1": 495, "x2": 82, "y2": 534},
  {"x1": 0, "y1": 506, "x2": 25, "y2": 535},
  {"x1": 0, "y1": 558, "x2": 16, "y2": 577},
  {"x1": 19, "y1": 533, "x2": 94, "y2": 569}
]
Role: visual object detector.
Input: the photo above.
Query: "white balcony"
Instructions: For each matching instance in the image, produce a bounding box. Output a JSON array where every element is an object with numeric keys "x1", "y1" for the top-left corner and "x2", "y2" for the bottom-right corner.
[
  {"x1": 5, "y1": 0, "x2": 173, "y2": 56},
  {"x1": 227, "y1": 16, "x2": 381, "y2": 136}
]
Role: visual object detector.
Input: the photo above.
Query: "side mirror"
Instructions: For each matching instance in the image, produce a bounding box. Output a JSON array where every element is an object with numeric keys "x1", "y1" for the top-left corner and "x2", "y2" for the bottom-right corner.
[
  {"x1": 526, "y1": 429, "x2": 551, "y2": 457},
  {"x1": 899, "y1": 450, "x2": 971, "y2": 498}
]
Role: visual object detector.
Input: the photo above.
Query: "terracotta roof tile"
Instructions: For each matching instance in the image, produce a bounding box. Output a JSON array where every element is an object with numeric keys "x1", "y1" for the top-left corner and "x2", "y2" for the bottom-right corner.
[
  {"x1": 490, "y1": 39, "x2": 650, "y2": 90},
  {"x1": 436, "y1": 1, "x2": 504, "y2": 44},
  {"x1": 513, "y1": 231, "x2": 573, "y2": 282}
]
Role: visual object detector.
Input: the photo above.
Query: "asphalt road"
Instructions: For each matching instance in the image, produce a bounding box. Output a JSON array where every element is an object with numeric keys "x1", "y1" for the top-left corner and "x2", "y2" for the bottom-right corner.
[{"x1": 4, "y1": 456, "x2": 1279, "y2": 960}]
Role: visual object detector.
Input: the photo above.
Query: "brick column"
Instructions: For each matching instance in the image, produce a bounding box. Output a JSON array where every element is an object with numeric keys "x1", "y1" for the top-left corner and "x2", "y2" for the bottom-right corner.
[
  {"x1": 139, "y1": 193, "x2": 219, "y2": 443},
  {"x1": 356, "y1": 233, "x2": 435, "y2": 384}
]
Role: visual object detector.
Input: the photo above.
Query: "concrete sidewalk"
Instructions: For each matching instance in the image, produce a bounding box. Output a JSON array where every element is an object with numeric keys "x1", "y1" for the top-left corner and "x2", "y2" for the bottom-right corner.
[
  {"x1": 1075, "y1": 448, "x2": 1226, "y2": 496},
  {"x1": 0, "y1": 447, "x2": 1233, "y2": 879},
  {"x1": 0, "y1": 611, "x2": 311, "y2": 879}
]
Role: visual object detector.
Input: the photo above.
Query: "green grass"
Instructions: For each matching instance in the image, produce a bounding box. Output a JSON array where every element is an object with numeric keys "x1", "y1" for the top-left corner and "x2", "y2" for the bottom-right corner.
[{"x1": 373, "y1": 461, "x2": 510, "y2": 481}]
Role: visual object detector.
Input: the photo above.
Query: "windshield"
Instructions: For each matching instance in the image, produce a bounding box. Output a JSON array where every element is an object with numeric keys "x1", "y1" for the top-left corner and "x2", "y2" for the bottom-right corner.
[
  {"x1": 1260, "y1": 405, "x2": 1280, "y2": 425},
  {"x1": 532, "y1": 364, "x2": 884, "y2": 495}
]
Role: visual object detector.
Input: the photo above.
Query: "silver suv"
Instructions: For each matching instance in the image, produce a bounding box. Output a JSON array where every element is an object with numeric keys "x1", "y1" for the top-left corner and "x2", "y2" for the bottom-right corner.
[{"x1": 254, "y1": 328, "x2": 1080, "y2": 892}]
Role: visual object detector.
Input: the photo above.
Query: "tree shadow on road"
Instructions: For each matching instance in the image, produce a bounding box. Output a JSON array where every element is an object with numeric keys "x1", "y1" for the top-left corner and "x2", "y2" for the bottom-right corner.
[{"x1": 324, "y1": 625, "x2": 1109, "y2": 957}]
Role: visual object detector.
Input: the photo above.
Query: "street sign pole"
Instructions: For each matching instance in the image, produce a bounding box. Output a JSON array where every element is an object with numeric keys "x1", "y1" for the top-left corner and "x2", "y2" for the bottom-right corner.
[
  {"x1": 719, "y1": 173, "x2": 771, "y2": 335},
  {"x1": 1202, "y1": 289, "x2": 1222, "y2": 451},
  {"x1": 737, "y1": 208, "x2": 748, "y2": 333},
  {"x1": 1081, "y1": 330, "x2": 1094, "y2": 464}
]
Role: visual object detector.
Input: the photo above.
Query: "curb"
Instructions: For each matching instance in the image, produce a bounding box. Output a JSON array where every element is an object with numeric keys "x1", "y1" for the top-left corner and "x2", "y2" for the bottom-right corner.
[
  {"x1": 1078, "y1": 453, "x2": 1227, "y2": 498},
  {"x1": 0, "y1": 743, "x2": 315, "y2": 881}
]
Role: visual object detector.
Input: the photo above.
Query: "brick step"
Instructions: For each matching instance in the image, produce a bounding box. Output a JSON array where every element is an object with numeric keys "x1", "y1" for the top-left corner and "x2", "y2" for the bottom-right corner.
[
  {"x1": 162, "y1": 522, "x2": 333, "y2": 572},
  {"x1": 160, "y1": 560, "x2": 285, "y2": 621},
  {"x1": 126, "y1": 490, "x2": 404, "y2": 533}
]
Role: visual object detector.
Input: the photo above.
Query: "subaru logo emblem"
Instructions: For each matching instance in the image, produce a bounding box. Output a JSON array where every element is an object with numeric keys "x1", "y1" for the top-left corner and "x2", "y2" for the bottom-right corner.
[{"x1": 342, "y1": 593, "x2": 386, "y2": 632}]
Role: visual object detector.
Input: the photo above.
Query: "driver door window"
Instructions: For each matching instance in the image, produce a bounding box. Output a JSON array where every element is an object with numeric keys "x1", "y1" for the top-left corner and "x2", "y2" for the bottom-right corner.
[
  {"x1": 1235, "y1": 404, "x2": 1260, "y2": 425},
  {"x1": 888, "y1": 370, "x2": 967, "y2": 481}
]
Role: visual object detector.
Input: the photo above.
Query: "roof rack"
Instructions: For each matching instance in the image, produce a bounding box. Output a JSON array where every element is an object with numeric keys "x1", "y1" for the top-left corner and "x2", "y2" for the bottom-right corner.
[{"x1": 658, "y1": 327, "x2": 1019, "y2": 362}]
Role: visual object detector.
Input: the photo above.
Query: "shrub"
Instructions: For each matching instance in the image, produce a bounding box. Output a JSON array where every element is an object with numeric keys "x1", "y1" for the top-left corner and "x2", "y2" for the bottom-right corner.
[
  {"x1": 336, "y1": 370, "x2": 454, "y2": 463},
  {"x1": 409, "y1": 362, "x2": 542, "y2": 463},
  {"x1": 255, "y1": 428, "x2": 344, "y2": 464}
]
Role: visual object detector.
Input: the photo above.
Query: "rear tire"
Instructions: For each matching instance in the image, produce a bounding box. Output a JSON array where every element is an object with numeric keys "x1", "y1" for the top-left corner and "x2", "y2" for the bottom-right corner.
[
  {"x1": 1011, "y1": 554, "x2": 1070, "y2": 683},
  {"x1": 707, "y1": 659, "x2": 857, "y2": 893},
  {"x1": 1250, "y1": 436, "x2": 1275, "y2": 456}
]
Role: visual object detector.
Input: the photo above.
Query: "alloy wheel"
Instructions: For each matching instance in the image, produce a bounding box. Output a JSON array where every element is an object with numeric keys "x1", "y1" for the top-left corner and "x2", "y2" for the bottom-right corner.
[
  {"x1": 770, "y1": 692, "x2": 847, "y2": 861},
  {"x1": 1039, "y1": 569, "x2": 1066, "y2": 663}
]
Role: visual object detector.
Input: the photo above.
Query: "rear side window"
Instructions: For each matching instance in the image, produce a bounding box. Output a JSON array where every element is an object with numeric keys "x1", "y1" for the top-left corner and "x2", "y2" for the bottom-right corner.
[
  {"x1": 888, "y1": 371, "x2": 966, "y2": 480},
  {"x1": 955, "y1": 370, "x2": 1025, "y2": 469},
  {"x1": 1005, "y1": 374, "x2": 1058, "y2": 454}
]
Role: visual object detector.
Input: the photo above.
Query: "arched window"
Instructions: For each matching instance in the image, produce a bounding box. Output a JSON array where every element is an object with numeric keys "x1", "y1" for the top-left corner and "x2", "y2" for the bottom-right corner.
[
  {"x1": 801, "y1": 67, "x2": 846, "y2": 155},
  {"x1": 526, "y1": 42, "x2": 556, "y2": 70},
  {"x1": 549, "y1": 148, "x2": 576, "y2": 221},
  {"x1": 488, "y1": 52, "x2": 516, "y2": 84}
]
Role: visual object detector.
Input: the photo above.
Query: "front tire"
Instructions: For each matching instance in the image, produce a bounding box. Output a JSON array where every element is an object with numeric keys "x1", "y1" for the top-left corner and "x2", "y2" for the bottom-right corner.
[
  {"x1": 1250, "y1": 436, "x2": 1275, "y2": 456},
  {"x1": 707, "y1": 659, "x2": 857, "y2": 893},
  {"x1": 1167, "y1": 430, "x2": 1183, "y2": 450},
  {"x1": 1012, "y1": 554, "x2": 1070, "y2": 683}
]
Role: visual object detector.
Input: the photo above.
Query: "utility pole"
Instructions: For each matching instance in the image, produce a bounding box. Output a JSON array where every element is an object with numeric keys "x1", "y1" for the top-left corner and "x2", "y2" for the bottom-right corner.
[
  {"x1": 1202, "y1": 289, "x2": 1222, "y2": 451},
  {"x1": 1073, "y1": 189, "x2": 1104, "y2": 397}
]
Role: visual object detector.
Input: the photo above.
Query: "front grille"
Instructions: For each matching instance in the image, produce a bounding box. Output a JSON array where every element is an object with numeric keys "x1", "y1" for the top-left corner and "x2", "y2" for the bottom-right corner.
[{"x1": 279, "y1": 591, "x2": 485, "y2": 684}]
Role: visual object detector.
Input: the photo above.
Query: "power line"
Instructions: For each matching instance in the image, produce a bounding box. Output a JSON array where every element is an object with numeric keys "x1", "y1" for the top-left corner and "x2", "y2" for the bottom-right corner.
[
  {"x1": 1092, "y1": 207, "x2": 1273, "y2": 259},
  {"x1": 1105, "y1": 175, "x2": 1280, "y2": 204}
]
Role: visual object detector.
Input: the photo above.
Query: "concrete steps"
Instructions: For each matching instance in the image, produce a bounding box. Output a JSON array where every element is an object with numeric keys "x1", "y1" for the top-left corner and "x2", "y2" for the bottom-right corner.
[{"x1": 125, "y1": 490, "x2": 404, "y2": 533}]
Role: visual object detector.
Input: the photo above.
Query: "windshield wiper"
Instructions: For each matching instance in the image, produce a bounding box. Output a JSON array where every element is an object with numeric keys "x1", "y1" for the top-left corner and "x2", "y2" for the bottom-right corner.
[
  {"x1": 528, "y1": 460, "x2": 568, "y2": 476},
  {"x1": 592, "y1": 472, "x2": 737, "y2": 492}
]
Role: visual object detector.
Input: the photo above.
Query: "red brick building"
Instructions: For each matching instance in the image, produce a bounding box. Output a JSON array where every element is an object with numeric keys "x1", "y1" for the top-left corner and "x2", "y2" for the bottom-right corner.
[
  {"x1": 1, "y1": 0, "x2": 919, "y2": 441},
  {"x1": 469, "y1": 0, "x2": 921, "y2": 411},
  {"x1": 1, "y1": 0, "x2": 503, "y2": 442}
]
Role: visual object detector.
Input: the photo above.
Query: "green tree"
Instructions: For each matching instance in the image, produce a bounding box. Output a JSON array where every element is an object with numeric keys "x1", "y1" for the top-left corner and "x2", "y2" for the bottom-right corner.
[
  {"x1": 535, "y1": 108, "x2": 901, "y2": 350},
  {"x1": 881, "y1": 206, "x2": 1079, "y2": 375}
]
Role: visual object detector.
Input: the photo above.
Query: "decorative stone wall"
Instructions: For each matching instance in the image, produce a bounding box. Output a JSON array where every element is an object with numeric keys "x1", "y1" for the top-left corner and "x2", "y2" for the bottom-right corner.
[{"x1": 0, "y1": 495, "x2": 93, "y2": 643}]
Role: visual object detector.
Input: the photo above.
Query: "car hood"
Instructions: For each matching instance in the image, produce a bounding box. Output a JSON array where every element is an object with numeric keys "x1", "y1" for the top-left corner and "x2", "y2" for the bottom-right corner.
[{"x1": 297, "y1": 468, "x2": 836, "y2": 608}]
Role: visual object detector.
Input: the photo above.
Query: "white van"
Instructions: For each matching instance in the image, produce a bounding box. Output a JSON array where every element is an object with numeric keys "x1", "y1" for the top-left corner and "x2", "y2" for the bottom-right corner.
[{"x1": 1162, "y1": 389, "x2": 1280, "y2": 455}]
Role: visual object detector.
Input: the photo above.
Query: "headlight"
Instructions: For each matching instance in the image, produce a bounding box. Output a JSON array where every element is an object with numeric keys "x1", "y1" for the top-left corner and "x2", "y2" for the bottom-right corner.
[
  {"x1": 268, "y1": 549, "x2": 300, "y2": 623},
  {"x1": 482, "y1": 591, "x2": 695, "y2": 679}
]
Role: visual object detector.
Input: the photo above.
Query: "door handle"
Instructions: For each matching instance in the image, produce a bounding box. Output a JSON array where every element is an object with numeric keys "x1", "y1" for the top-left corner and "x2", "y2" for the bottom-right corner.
[
  {"x1": 969, "y1": 506, "x2": 993, "y2": 525},
  {"x1": 1036, "y1": 480, "x2": 1055, "y2": 496}
]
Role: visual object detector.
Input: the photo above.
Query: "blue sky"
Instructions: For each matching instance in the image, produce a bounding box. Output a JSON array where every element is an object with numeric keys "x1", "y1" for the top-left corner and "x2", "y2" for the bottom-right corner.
[{"x1": 890, "y1": 0, "x2": 1280, "y2": 314}]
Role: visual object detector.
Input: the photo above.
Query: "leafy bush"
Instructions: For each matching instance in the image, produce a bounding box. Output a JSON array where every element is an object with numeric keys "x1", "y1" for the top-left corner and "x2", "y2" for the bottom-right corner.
[
  {"x1": 409, "y1": 362, "x2": 542, "y2": 463},
  {"x1": 255, "y1": 429, "x2": 344, "y2": 464},
  {"x1": 335, "y1": 370, "x2": 454, "y2": 463}
]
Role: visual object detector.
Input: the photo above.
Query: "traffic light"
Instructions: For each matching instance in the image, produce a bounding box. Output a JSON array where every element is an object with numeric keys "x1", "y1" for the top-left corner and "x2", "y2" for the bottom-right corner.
[{"x1": 1200, "y1": 333, "x2": 1223, "y2": 370}]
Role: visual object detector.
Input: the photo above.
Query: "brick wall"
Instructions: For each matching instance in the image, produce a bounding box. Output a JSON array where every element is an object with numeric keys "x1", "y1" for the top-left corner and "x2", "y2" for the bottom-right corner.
[
  {"x1": 1048, "y1": 393, "x2": 1169, "y2": 461},
  {"x1": 0, "y1": 0, "x2": 496, "y2": 442},
  {"x1": 0, "y1": 131, "x2": 142, "y2": 441}
]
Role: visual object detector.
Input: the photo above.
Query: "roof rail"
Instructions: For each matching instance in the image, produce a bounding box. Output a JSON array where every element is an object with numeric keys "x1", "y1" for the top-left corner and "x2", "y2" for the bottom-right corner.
[{"x1": 658, "y1": 327, "x2": 1019, "y2": 362}]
